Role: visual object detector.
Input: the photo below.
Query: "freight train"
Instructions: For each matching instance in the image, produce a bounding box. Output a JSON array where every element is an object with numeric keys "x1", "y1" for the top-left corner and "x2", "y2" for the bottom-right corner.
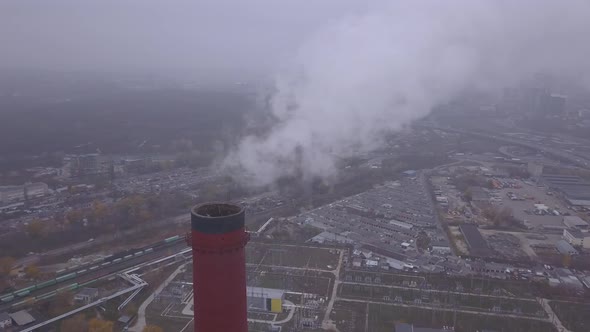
[{"x1": 0, "y1": 235, "x2": 181, "y2": 308}]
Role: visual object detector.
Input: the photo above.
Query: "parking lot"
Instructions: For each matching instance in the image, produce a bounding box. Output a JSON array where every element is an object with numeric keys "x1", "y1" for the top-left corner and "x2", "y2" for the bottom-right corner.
[{"x1": 295, "y1": 173, "x2": 451, "y2": 263}]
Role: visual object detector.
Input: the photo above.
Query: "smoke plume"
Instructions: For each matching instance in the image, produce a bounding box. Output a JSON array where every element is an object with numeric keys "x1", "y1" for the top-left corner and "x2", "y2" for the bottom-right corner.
[{"x1": 224, "y1": 0, "x2": 590, "y2": 186}]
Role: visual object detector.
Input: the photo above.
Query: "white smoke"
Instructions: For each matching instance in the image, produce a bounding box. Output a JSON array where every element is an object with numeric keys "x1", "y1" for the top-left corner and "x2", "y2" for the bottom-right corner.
[{"x1": 224, "y1": 0, "x2": 590, "y2": 186}]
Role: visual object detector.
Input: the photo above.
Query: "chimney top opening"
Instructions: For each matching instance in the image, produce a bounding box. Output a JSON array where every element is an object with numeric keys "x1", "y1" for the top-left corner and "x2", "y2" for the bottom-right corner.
[{"x1": 193, "y1": 203, "x2": 242, "y2": 218}]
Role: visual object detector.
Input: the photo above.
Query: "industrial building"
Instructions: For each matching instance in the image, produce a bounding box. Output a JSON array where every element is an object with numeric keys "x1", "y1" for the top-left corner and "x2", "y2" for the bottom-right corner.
[
  {"x1": 563, "y1": 229, "x2": 590, "y2": 249},
  {"x1": 246, "y1": 287, "x2": 285, "y2": 313},
  {"x1": 542, "y1": 174, "x2": 590, "y2": 207}
]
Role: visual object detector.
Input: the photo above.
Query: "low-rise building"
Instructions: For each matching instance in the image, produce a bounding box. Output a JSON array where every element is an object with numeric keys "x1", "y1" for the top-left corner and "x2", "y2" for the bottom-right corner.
[
  {"x1": 117, "y1": 315, "x2": 134, "y2": 326},
  {"x1": 0, "y1": 186, "x2": 25, "y2": 204},
  {"x1": 563, "y1": 229, "x2": 590, "y2": 249},
  {"x1": 8, "y1": 310, "x2": 35, "y2": 327},
  {"x1": 246, "y1": 287, "x2": 284, "y2": 313},
  {"x1": 352, "y1": 257, "x2": 363, "y2": 267},
  {"x1": 430, "y1": 240, "x2": 451, "y2": 254},
  {"x1": 563, "y1": 216, "x2": 589, "y2": 231},
  {"x1": 366, "y1": 259, "x2": 379, "y2": 268},
  {"x1": 74, "y1": 287, "x2": 99, "y2": 304},
  {"x1": 556, "y1": 240, "x2": 578, "y2": 255},
  {"x1": 24, "y1": 182, "x2": 49, "y2": 199}
]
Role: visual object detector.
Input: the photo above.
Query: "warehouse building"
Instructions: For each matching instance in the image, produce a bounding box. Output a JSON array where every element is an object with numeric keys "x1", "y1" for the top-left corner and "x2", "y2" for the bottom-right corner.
[
  {"x1": 563, "y1": 216, "x2": 589, "y2": 231},
  {"x1": 460, "y1": 224, "x2": 492, "y2": 257},
  {"x1": 542, "y1": 174, "x2": 590, "y2": 207},
  {"x1": 246, "y1": 287, "x2": 284, "y2": 313}
]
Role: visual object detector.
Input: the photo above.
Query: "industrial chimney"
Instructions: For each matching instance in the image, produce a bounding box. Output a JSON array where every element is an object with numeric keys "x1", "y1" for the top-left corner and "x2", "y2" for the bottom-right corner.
[{"x1": 190, "y1": 203, "x2": 249, "y2": 332}]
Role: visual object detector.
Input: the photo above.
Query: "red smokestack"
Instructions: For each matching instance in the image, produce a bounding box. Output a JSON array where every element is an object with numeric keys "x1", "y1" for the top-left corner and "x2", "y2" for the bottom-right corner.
[{"x1": 191, "y1": 203, "x2": 249, "y2": 332}]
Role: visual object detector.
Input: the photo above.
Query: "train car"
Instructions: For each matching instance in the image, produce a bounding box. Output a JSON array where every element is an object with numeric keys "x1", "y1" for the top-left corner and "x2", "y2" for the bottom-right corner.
[
  {"x1": 123, "y1": 255, "x2": 133, "y2": 260},
  {"x1": 113, "y1": 258, "x2": 122, "y2": 263},
  {"x1": 134, "y1": 251, "x2": 144, "y2": 257},
  {"x1": 77, "y1": 269, "x2": 87, "y2": 275},
  {"x1": 90, "y1": 266, "x2": 98, "y2": 271},
  {"x1": 164, "y1": 235, "x2": 180, "y2": 243},
  {"x1": 15, "y1": 290, "x2": 30, "y2": 297},
  {"x1": 101, "y1": 261, "x2": 111, "y2": 266},
  {"x1": 56, "y1": 272, "x2": 76, "y2": 282},
  {"x1": 0, "y1": 295, "x2": 14, "y2": 303},
  {"x1": 36, "y1": 279, "x2": 57, "y2": 289},
  {"x1": 144, "y1": 248, "x2": 154, "y2": 253},
  {"x1": 13, "y1": 285, "x2": 36, "y2": 296}
]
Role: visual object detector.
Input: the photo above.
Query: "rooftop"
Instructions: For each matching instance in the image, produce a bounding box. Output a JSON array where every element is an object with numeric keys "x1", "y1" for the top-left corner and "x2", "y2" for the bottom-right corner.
[
  {"x1": 556, "y1": 240, "x2": 578, "y2": 255},
  {"x1": 9, "y1": 310, "x2": 35, "y2": 326},
  {"x1": 246, "y1": 287, "x2": 285, "y2": 299},
  {"x1": 564, "y1": 216, "x2": 588, "y2": 227},
  {"x1": 564, "y1": 228, "x2": 588, "y2": 239},
  {"x1": 460, "y1": 224, "x2": 492, "y2": 256}
]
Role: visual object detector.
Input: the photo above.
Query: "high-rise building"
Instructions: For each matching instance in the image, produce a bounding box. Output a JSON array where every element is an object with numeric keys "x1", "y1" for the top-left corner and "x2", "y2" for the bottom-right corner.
[{"x1": 540, "y1": 94, "x2": 567, "y2": 115}]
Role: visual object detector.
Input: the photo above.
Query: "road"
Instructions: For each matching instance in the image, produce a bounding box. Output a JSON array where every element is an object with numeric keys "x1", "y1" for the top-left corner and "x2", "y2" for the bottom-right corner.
[
  {"x1": 538, "y1": 298, "x2": 572, "y2": 332},
  {"x1": 338, "y1": 298, "x2": 549, "y2": 321},
  {"x1": 338, "y1": 281, "x2": 537, "y2": 301},
  {"x1": 129, "y1": 263, "x2": 187, "y2": 332},
  {"x1": 322, "y1": 249, "x2": 345, "y2": 331}
]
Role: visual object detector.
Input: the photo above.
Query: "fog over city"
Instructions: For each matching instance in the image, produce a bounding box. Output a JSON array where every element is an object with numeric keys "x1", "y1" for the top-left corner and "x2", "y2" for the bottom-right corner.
[
  {"x1": 226, "y1": 0, "x2": 590, "y2": 186},
  {"x1": 2, "y1": 1, "x2": 590, "y2": 187},
  {"x1": 3, "y1": 2, "x2": 590, "y2": 332},
  {"x1": 0, "y1": 0, "x2": 369, "y2": 74}
]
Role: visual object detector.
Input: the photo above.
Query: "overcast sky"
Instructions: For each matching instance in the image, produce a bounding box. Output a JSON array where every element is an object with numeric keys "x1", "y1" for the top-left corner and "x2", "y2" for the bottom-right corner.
[{"x1": 0, "y1": 0, "x2": 370, "y2": 75}]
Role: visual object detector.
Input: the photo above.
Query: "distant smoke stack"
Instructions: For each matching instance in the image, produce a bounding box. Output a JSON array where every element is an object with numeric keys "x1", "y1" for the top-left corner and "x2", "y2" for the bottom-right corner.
[{"x1": 190, "y1": 203, "x2": 249, "y2": 332}]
